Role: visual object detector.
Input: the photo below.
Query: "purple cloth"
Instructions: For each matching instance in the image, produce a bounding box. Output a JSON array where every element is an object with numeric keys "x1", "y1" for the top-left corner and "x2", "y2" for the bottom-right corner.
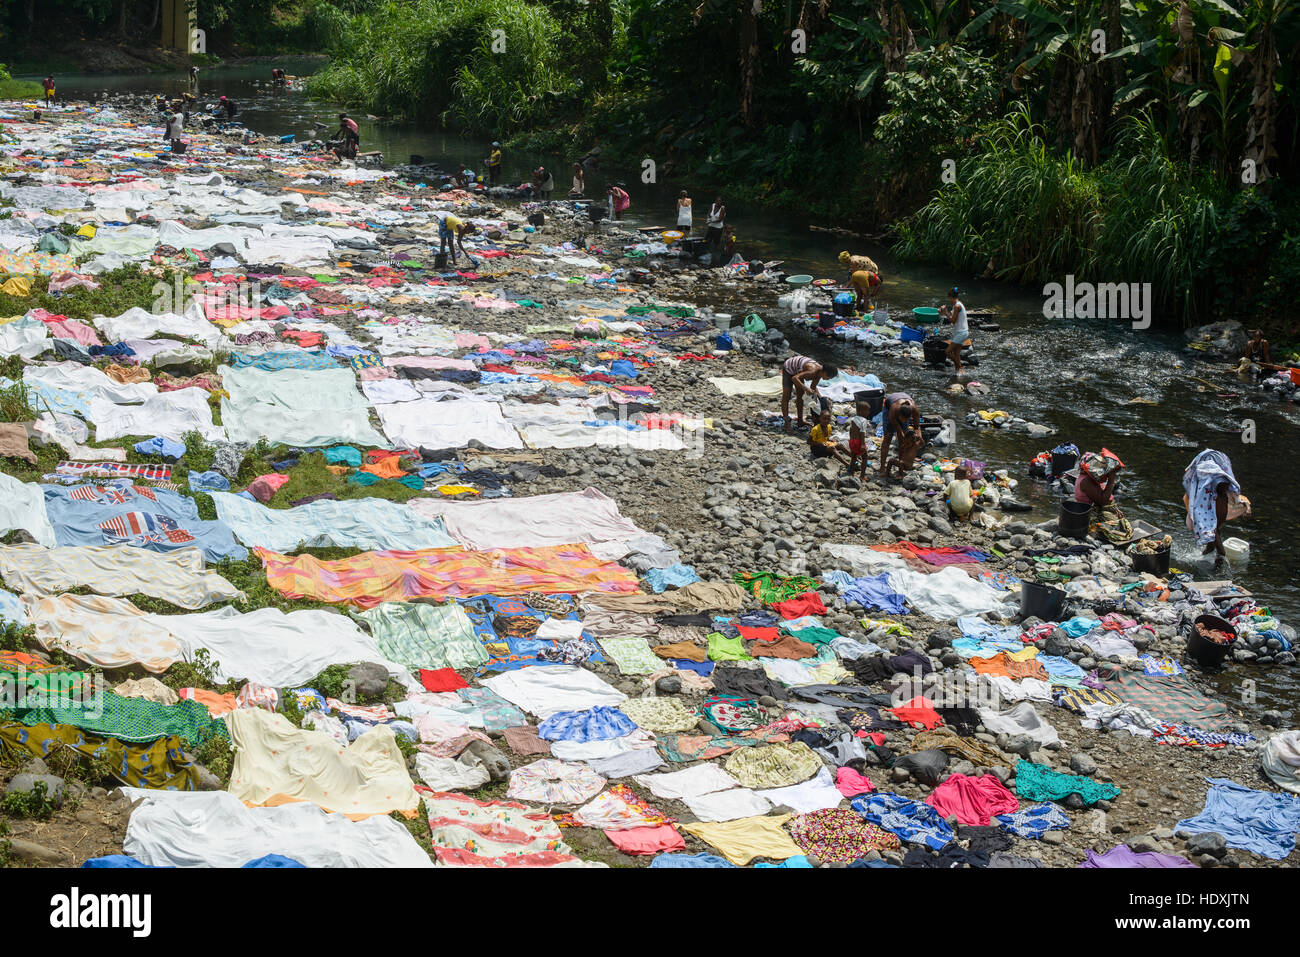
[{"x1": 1077, "y1": 845, "x2": 1197, "y2": 869}]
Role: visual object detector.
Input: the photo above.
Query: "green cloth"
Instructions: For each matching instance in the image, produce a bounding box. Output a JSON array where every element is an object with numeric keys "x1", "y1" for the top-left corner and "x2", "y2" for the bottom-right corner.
[
  {"x1": 1015, "y1": 760, "x2": 1120, "y2": 806},
  {"x1": 14, "y1": 693, "x2": 225, "y2": 746},
  {"x1": 786, "y1": 625, "x2": 839, "y2": 646},
  {"x1": 0, "y1": 721, "x2": 199, "y2": 790},
  {"x1": 355, "y1": 601, "x2": 486, "y2": 671},
  {"x1": 734, "y1": 572, "x2": 820, "y2": 605},
  {"x1": 707, "y1": 632, "x2": 752, "y2": 662},
  {"x1": 596, "y1": 636, "x2": 661, "y2": 675}
]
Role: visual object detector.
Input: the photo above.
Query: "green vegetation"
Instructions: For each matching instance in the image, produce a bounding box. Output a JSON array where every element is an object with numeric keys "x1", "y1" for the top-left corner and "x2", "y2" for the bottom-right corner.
[
  {"x1": 0, "y1": 63, "x2": 40, "y2": 99},
  {"x1": 0, "y1": 779, "x2": 57, "y2": 820},
  {"x1": 0, "y1": 381, "x2": 35, "y2": 424}
]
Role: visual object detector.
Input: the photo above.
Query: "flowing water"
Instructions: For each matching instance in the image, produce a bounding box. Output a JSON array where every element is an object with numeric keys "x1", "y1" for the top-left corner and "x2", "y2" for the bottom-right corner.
[{"x1": 51, "y1": 64, "x2": 1300, "y2": 717}]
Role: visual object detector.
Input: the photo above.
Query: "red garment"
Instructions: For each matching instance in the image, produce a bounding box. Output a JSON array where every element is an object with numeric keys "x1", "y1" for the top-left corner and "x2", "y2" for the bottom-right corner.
[
  {"x1": 604, "y1": 825, "x2": 685, "y2": 855},
  {"x1": 886, "y1": 696, "x2": 943, "y2": 730},
  {"x1": 835, "y1": 766, "x2": 875, "y2": 797},
  {"x1": 737, "y1": 625, "x2": 779, "y2": 642},
  {"x1": 772, "y1": 591, "x2": 828, "y2": 619},
  {"x1": 247, "y1": 473, "x2": 290, "y2": 503},
  {"x1": 419, "y1": 668, "x2": 469, "y2": 693},
  {"x1": 924, "y1": 773, "x2": 1018, "y2": 826}
]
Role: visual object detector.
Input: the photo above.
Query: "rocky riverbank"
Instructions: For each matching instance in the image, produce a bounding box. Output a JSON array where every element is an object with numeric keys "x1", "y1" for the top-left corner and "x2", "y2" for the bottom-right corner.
[{"x1": 0, "y1": 98, "x2": 1295, "y2": 870}]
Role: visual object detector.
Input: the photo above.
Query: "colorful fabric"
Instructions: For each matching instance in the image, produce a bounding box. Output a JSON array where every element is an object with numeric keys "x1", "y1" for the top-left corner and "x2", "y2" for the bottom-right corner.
[
  {"x1": 596, "y1": 635, "x2": 662, "y2": 675},
  {"x1": 703, "y1": 695, "x2": 765, "y2": 733},
  {"x1": 911, "y1": 727, "x2": 1007, "y2": 767},
  {"x1": 1138, "y1": 654, "x2": 1184, "y2": 677},
  {"x1": 457, "y1": 686, "x2": 528, "y2": 732},
  {"x1": 619, "y1": 697, "x2": 699, "y2": 733},
  {"x1": 733, "y1": 572, "x2": 820, "y2": 604},
  {"x1": 1152, "y1": 724, "x2": 1255, "y2": 748},
  {"x1": 707, "y1": 632, "x2": 752, "y2": 661},
  {"x1": 573, "y1": 783, "x2": 676, "y2": 830},
  {"x1": 424, "y1": 790, "x2": 581, "y2": 867},
  {"x1": 680, "y1": 814, "x2": 803, "y2": 866},
  {"x1": 994, "y1": 801, "x2": 1072, "y2": 839},
  {"x1": 925, "y1": 773, "x2": 1019, "y2": 826},
  {"x1": 723, "y1": 741, "x2": 822, "y2": 789},
  {"x1": 0, "y1": 721, "x2": 197, "y2": 790},
  {"x1": 1052, "y1": 685, "x2": 1123, "y2": 714},
  {"x1": 538, "y1": 707, "x2": 637, "y2": 742},
  {"x1": 850, "y1": 791, "x2": 954, "y2": 850},
  {"x1": 1175, "y1": 777, "x2": 1300, "y2": 859},
  {"x1": 1015, "y1": 760, "x2": 1120, "y2": 806},
  {"x1": 655, "y1": 731, "x2": 783, "y2": 764},
  {"x1": 1105, "y1": 670, "x2": 1231, "y2": 732},
  {"x1": 887, "y1": 698, "x2": 944, "y2": 730},
  {"x1": 15, "y1": 691, "x2": 225, "y2": 746},
  {"x1": 257, "y1": 544, "x2": 640, "y2": 608},
  {"x1": 355, "y1": 601, "x2": 486, "y2": 671},
  {"x1": 772, "y1": 591, "x2": 829, "y2": 619},
  {"x1": 788, "y1": 808, "x2": 900, "y2": 862},
  {"x1": 506, "y1": 759, "x2": 606, "y2": 804}
]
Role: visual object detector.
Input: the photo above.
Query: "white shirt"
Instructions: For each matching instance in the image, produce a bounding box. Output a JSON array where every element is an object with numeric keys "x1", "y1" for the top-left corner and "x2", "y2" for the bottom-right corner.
[
  {"x1": 708, "y1": 203, "x2": 725, "y2": 228},
  {"x1": 950, "y1": 299, "x2": 969, "y2": 339}
]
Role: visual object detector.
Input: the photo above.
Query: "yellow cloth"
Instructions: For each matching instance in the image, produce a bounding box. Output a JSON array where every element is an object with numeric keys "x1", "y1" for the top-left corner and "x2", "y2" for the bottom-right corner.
[
  {"x1": 977, "y1": 410, "x2": 1009, "y2": 421},
  {"x1": 226, "y1": 708, "x2": 418, "y2": 818},
  {"x1": 436, "y1": 484, "x2": 479, "y2": 496},
  {"x1": 682, "y1": 814, "x2": 803, "y2": 865},
  {"x1": 76, "y1": 224, "x2": 97, "y2": 238},
  {"x1": 0, "y1": 277, "x2": 32, "y2": 297}
]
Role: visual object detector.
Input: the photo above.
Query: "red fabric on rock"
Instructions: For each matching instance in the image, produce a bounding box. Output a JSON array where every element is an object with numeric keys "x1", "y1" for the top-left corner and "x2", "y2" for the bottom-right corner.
[
  {"x1": 924, "y1": 773, "x2": 1018, "y2": 826},
  {"x1": 772, "y1": 591, "x2": 828, "y2": 619},
  {"x1": 604, "y1": 825, "x2": 685, "y2": 855},
  {"x1": 419, "y1": 668, "x2": 469, "y2": 693}
]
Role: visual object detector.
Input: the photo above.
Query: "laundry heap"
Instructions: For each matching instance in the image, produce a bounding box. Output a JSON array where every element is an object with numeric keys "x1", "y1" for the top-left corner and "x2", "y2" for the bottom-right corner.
[{"x1": 0, "y1": 101, "x2": 1294, "y2": 871}]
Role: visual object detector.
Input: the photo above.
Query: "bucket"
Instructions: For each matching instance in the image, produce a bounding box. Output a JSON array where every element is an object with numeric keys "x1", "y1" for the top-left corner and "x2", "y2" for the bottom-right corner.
[
  {"x1": 1020, "y1": 581, "x2": 1067, "y2": 621},
  {"x1": 912, "y1": 306, "x2": 941, "y2": 324},
  {"x1": 786, "y1": 274, "x2": 813, "y2": 286},
  {"x1": 817, "y1": 312, "x2": 836, "y2": 330},
  {"x1": 853, "y1": 388, "x2": 884, "y2": 418},
  {"x1": 922, "y1": 339, "x2": 949, "y2": 365},
  {"x1": 900, "y1": 325, "x2": 925, "y2": 344},
  {"x1": 712, "y1": 313, "x2": 733, "y2": 330},
  {"x1": 1129, "y1": 545, "x2": 1171, "y2": 576},
  {"x1": 1289, "y1": 367, "x2": 1300, "y2": 386},
  {"x1": 1058, "y1": 498, "x2": 1092, "y2": 539},
  {"x1": 1222, "y1": 537, "x2": 1249, "y2": 564},
  {"x1": 1187, "y1": 614, "x2": 1236, "y2": 667},
  {"x1": 1051, "y1": 450, "x2": 1078, "y2": 475}
]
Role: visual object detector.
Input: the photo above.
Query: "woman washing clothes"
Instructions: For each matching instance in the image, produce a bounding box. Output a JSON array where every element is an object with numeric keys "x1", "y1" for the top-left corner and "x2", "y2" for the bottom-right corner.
[
  {"x1": 1183, "y1": 449, "x2": 1251, "y2": 566},
  {"x1": 780, "y1": 355, "x2": 837, "y2": 433},
  {"x1": 1075, "y1": 449, "x2": 1131, "y2": 544},
  {"x1": 879, "y1": 392, "x2": 921, "y2": 481}
]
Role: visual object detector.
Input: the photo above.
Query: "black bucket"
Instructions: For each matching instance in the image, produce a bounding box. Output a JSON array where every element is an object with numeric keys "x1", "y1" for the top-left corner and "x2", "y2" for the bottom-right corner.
[
  {"x1": 433, "y1": 252, "x2": 448, "y2": 269},
  {"x1": 1020, "y1": 581, "x2": 1067, "y2": 621},
  {"x1": 528, "y1": 212, "x2": 545, "y2": 227},
  {"x1": 1051, "y1": 451, "x2": 1077, "y2": 475},
  {"x1": 853, "y1": 388, "x2": 884, "y2": 418},
  {"x1": 1187, "y1": 614, "x2": 1236, "y2": 667},
  {"x1": 587, "y1": 205, "x2": 606, "y2": 224},
  {"x1": 1058, "y1": 498, "x2": 1092, "y2": 539},
  {"x1": 817, "y1": 311, "x2": 836, "y2": 331},
  {"x1": 1129, "y1": 546, "x2": 1171, "y2": 577},
  {"x1": 833, "y1": 298, "x2": 855, "y2": 318},
  {"x1": 409, "y1": 154, "x2": 424, "y2": 165},
  {"x1": 923, "y1": 339, "x2": 948, "y2": 365}
]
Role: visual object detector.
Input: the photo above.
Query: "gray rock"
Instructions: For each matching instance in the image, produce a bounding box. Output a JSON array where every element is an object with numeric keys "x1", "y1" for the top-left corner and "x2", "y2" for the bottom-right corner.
[
  {"x1": 1186, "y1": 832, "x2": 1228, "y2": 859},
  {"x1": 462, "y1": 740, "x2": 511, "y2": 781},
  {"x1": 1069, "y1": 752, "x2": 1099, "y2": 776},
  {"x1": 655, "y1": 675, "x2": 682, "y2": 694},
  {"x1": 4, "y1": 772, "x2": 65, "y2": 808},
  {"x1": 347, "y1": 662, "x2": 389, "y2": 700},
  {"x1": 6, "y1": 838, "x2": 70, "y2": 865}
]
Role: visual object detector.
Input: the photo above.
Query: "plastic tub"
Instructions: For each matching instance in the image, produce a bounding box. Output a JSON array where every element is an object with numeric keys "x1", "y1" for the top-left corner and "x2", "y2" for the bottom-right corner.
[
  {"x1": 712, "y1": 313, "x2": 733, "y2": 330},
  {"x1": 1187, "y1": 614, "x2": 1236, "y2": 667},
  {"x1": 912, "y1": 306, "x2": 941, "y2": 324},
  {"x1": 853, "y1": 388, "x2": 884, "y2": 418},
  {"x1": 900, "y1": 325, "x2": 925, "y2": 343},
  {"x1": 1058, "y1": 498, "x2": 1092, "y2": 539},
  {"x1": 786, "y1": 274, "x2": 813, "y2": 286},
  {"x1": 1222, "y1": 537, "x2": 1249, "y2": 564},
  {"x1": 1020, "y1": 581, "x2": 1067, "y2": 621},
  {"x1": 1128, "y1": 545, "x2": 1170, "y2": 576}
]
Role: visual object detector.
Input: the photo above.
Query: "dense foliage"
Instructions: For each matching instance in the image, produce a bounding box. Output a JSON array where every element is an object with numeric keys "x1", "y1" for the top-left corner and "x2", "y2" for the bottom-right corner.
[{"x1": 11, "y1": 0, "x2": 1300, "y2": 327}]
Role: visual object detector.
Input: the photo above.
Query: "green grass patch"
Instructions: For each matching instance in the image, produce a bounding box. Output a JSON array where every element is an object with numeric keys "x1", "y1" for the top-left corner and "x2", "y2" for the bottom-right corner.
[
  {"x1": 0, "y1": 79, "x2": 43, "y2": 100},
  {"x1": 0, "y1": 381, "x2": 35, "y2": 423}
]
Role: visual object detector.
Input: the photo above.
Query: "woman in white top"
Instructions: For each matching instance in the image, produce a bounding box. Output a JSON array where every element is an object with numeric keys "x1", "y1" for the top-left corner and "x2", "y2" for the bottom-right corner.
[
  {"x1": 706, "y1": 196, "x2": 726, "y2": 261},
  {"x1": 677, "y1": 190, "x2": 693, "y2": 230},
  {"x1": 938, "y1": 286, "x2": 971, "y2": 374},
  {"x1": 570, "y1": 163, "x2": 584, "y2": 197}
]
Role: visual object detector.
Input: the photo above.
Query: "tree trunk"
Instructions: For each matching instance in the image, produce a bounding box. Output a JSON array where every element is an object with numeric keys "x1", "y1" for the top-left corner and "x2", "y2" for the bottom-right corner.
[{"x1": 148, "y1": 0, "x2": 160, "y2": 34}]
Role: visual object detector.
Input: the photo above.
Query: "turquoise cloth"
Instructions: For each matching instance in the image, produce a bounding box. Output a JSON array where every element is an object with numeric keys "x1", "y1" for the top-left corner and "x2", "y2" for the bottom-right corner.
[
  {"x1": 1015, "y1": 760, "x2": 1120, "y2": 806},
  {"x1": 324, "y1": 445, "x2": 362, "y2": 467}
]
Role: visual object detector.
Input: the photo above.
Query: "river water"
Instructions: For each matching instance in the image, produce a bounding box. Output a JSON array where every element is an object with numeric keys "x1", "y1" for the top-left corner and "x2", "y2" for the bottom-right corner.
[{"x1": 53, "y1": 63, "x2": 1300, "y2": 717}]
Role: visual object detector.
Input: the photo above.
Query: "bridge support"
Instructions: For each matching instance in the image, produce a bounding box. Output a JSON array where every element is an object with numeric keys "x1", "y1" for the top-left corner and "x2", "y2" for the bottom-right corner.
[{"x1": 161, "y1": 0, "x2": 198, "y2": 52}]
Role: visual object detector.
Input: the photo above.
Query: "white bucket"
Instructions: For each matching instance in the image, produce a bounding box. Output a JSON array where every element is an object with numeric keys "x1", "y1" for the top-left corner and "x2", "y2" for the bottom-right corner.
[
  {"x1": 712, "y1": 313, "x2": 733, "y2": 330},
  {"x1": 1222, "y1": 537, "x2": 1250, "y2": 564}
]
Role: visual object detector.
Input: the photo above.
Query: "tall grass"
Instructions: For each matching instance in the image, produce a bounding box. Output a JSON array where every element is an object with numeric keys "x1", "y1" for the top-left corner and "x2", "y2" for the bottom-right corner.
[
  {"x1": 893, "y1": 106, "x2": 1231, "y2": 325},
  {"x1": 307, "y1": 0, "x2": 571, "y2": 134}
]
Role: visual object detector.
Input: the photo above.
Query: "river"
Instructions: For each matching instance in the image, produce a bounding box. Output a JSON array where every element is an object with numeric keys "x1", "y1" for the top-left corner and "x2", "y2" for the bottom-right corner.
[{"x1": 52, "y1": 62, "x2": 1300, "y2": 718}]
